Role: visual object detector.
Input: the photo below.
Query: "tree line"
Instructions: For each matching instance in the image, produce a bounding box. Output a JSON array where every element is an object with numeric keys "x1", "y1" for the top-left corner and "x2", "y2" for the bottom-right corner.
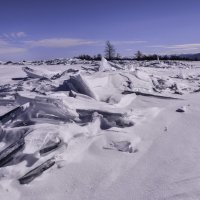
[{"x1": 75, "y1": 41, "x2": 199, "y2": 61}]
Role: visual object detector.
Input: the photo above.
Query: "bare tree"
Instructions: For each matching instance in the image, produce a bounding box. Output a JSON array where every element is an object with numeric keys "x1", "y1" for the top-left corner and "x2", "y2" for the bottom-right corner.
[
  {"x1": 104, "y1": 41, "x2": 116, "y2": 60},
  {"x1": 135, "y1": 50, "x2": 143, "y2": 60}
]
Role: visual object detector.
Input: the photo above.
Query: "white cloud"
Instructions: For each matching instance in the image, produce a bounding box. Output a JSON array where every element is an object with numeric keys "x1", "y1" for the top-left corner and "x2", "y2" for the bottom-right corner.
[
  {"x1": 0, "y1": 47, "x2": 26, "y2": 55},
  {"x1": 0, "y1": 39, "x2": 26, "y2": 55},
  {"x1": 2, "y1": 32, "x2": 27, "y2": 39},
  {"x1": 15, "y1": 32, "x2": 27, "y2": 38},
  {"x1": 25, "y1": 38, "x2": 98, "y2": 48},
  {"x1": 164, "y1": 48, "x2": 200, "y2": 55},
  {"x1": 2, "y1": 34, "x2": 10, "y2": 39},
  {"x1": 0, "y1": 37, "x2": 99, "y2": 55},
  {"x1": 170, "y1": 44, "x2": 200, "y2": 49},
  {"x1": 24, "y1": 39, "x2": 146, "y2": 48},
  {"x1": 0, "y1": 39, "x2": 9, "y2": 46},
  {"x1": 113, "y1": 40, "x2": 147, "y2": 45},
  {"x1": 147, "y1": 45, "x2": 167, "y2": 48},
  {"x1": 125, "y1": 48, "x2": 134, "y2": 51},
  {"x1": 148, "y1": 43, "x2": 200, "y2": 54}
]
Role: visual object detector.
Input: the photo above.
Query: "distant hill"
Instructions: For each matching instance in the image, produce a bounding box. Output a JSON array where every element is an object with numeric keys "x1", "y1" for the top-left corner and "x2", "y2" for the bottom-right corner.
[{"x1": 179, "y1": 53, "x2": 200, "y2": 61}]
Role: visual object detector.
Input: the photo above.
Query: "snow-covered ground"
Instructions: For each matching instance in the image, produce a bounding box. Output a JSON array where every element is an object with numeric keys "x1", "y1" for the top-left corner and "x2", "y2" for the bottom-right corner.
[{"x1": 1, "y1": 59, "x2": 200, "y2": 200}]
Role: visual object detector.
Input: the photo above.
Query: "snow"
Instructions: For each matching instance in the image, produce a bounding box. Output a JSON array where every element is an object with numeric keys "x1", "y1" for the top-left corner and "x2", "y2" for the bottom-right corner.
[{"x1": 0, "y1": 58, "x2": 200, "y2": 199}]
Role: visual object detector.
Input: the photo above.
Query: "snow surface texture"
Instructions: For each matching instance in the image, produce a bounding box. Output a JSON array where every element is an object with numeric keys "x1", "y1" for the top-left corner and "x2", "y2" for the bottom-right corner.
[{"x1": 0, "y1": 58, "x2": 200, "y2": 199}]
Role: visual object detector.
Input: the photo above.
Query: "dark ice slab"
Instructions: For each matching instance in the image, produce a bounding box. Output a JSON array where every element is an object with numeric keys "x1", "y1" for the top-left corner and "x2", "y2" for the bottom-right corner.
[{"x1": 18, "y1": 158, "x2": 55, "y2": 184}]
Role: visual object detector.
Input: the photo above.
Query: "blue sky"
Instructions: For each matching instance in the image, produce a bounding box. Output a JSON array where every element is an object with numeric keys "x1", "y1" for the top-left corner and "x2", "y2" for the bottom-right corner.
[{"x1": 0, "y1": 0, "x2": 200, "y2": 60}]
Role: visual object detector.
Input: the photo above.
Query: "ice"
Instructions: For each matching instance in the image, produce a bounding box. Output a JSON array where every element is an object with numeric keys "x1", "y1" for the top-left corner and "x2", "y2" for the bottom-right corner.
[
  {"x1": 0, "y1": 60, "x2": 200, "y2": 199},
  {"x1": 66, "y1": 74, "x2": 98, "y2": 100},
  {"x1": 22, "y1": 66, "x2": 63, "y2": 80},
  {"x1": 99, "y1": 57, "x2": 124, "y2": 72},
  {"x1": 99, "y1": 57, "x2": 112, "y2": 71},
  {"x1": 18, "y1": 158, "x2": 55, "y2": 184}
]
